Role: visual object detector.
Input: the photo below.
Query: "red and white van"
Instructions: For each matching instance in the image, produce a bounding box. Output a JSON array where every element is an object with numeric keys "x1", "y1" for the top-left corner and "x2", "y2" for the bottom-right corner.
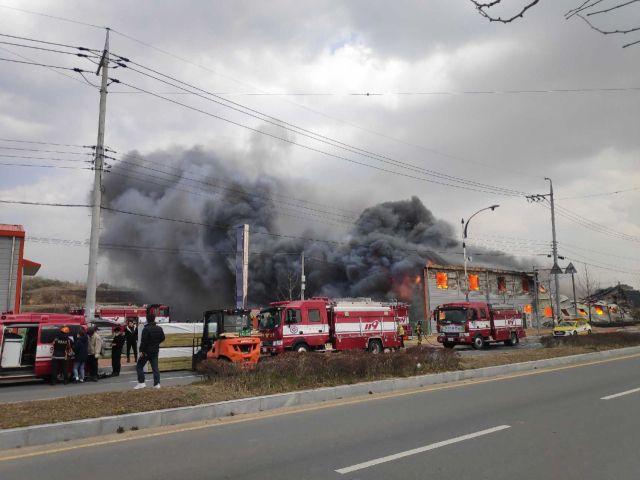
[
  {"x1": 260, "y1": 297, "x2": 403, "y2": 354},
  {"x1": 0, "y1": 311, "x2": 87, "y2": 381}
]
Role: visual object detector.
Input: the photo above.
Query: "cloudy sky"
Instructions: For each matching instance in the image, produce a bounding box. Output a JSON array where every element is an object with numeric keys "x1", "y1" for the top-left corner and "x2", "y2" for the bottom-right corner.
[{"x1": 1, "y1": 0, "x2": 639, "y2": 293}]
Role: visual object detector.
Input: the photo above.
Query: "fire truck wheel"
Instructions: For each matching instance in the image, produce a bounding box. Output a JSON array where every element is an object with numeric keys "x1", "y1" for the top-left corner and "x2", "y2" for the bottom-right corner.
[
  {"x1": 368, "y1": 340, "x2": 383, "y2": 354},
  {"x1": 294, "y1": 343, "x2": 310, "y2": 353},
  {"x1": 471, "y1": 335, "x2": 485, "y2": 350},
  {"x1": 443, "y1": 343, "x2": 455, "y2": 349},
  {"x1": 504, "y1": 333, "x2": 517, "y2": 347}
]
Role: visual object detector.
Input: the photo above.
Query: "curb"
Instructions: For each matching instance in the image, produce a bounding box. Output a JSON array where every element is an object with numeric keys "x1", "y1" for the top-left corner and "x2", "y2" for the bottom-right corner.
[{"x1": 2, "y1": 345, "x2": 640, "y2": 451}]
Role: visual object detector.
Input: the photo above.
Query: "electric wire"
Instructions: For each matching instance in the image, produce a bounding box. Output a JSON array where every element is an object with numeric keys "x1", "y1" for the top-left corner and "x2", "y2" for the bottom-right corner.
[
  {"x1": 0, "y1": 4, "x2": 105, "y2": 29},
  {"x1": 0, "y1": 40, "x2": 101, "y2": 58},
  {"x1": 114, "y1": 79, "x2": 529, "y2": 198},
  {"x1": 113, "y1": 61, "x2": 529, "y2": 197},
  {"x1": 0, "y1": 138, "x2": 93, "y2": 148},
  {"x1": 556, "y1": 187, "x2": 640, "y2": 200},
  {"x1": 0, "y1": 32, "x2": 101, "y2": 52}
]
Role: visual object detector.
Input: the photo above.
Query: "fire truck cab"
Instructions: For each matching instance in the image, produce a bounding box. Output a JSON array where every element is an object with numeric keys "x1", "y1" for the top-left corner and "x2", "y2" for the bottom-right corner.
[
  {"x1": 260, "y1": 297, "x2": 403, "y2": 355},
  {"x1": 0, "y1": 311, "x2": 87, "y2": 381},
  {"x1": 436, "y1": 302, "x2": 525, "y2": 350}
]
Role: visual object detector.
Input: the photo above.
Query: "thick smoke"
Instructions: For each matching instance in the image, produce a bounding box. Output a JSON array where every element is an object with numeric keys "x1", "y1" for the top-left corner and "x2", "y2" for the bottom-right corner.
[{"x1": 100, "y1": 146, "x2": 532, "y2": 321}]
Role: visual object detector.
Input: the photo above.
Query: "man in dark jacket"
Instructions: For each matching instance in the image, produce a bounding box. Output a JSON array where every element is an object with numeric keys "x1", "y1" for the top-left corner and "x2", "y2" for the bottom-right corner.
[
  {"x1": 125, "y1": 320, "x2": 138, "y2": 363},
  {"x1": 134, "y1": 306, "x2": 165, "y2": 389},
  {"x1": 111, "y1": 327, "x2": 125, "y2": 376},
  {"x1": 51, "y1": 326, "x2": 72, "y2": 386}
]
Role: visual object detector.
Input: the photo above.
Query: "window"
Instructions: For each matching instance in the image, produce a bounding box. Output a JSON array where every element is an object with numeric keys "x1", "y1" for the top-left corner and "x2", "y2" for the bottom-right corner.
[
  {"x1": 497, "y1": 277, "x2": 506, "y2": 291},
  {"x1": 521, "y1": 277, "x2": 529, "y2": 292},
  {"x1": 524, "y1": 304, "x2": 532, "y2": 314},
  {"x1": 539, "y1": 285, "x2": 547, "y2": 293},
  {"x1": 595, "y1": 306, "x2": 604, "y2": 315},
  {"x1": 609, "y1": 307, "x2": 618, "y2": 314},
  {"x1": 308, "y1": 309, "x2": 321, "y2": 323},
  {"x1": 436, "y1": 272, "x2": 448, "y2": 289},
  {"x1": 468, "y1": 274, "x2": 479, "y2": 291},
  {"x1": 578, "y1": 309, "x2": 587, "y2": 317},
  {"x1": 544, "y1": 307, "x2": 553, "y2": 318},
  {"x1": 468, "y1": 309, "x2": 479, "y2": 320},
  {"x1": 480, "y1": 309, "x2": 487, "y2": 319},
  {"x1": 159, "y1": 307, "x2": 169, "y2": 317},
  {"x1": 286, "y1": 309, "x2": 302, "y2": 324},
  {"x1": 561, "y1": 309, "x2": 570, "y2": 317}
]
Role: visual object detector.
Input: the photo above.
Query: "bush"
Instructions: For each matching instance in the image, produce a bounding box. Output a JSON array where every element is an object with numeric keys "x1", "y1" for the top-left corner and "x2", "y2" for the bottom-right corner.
[
  {"x1": 196, "y1": 347, "x2": 460, "y2": 393},
  {"x1": 541, "y1": 332, "x2": 640, "y2": 349}
]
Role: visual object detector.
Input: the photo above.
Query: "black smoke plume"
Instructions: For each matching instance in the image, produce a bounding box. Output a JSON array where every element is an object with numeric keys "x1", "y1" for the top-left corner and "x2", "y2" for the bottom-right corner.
[{"x1": 100, "y1": 146, "x2": 531, "y2": 321}]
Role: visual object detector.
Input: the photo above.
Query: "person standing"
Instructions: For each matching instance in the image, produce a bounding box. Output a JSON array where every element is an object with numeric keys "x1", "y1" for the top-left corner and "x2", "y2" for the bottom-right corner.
[
  {"x1": 87, "y1": 327, "x2": 102, "y2": 382},
  {"x1": 125, "y1": 320, "x2": 138, "y2": 363},
  {"x1": 416, "y1": 321, "x2": 423, "y2": 347},
  {"x1": 111, "y1": 327, "x2": 125, "y2": 376},
  {"x1": 134, "y1": 307, "x2": 165, "y2": 390},
  {"x1": 396, "y1": 320, "x2": 405, "y2": 348},
  {"x1": 73, "y1": 327, "x2": 88, "y2": 382},
  {"x1": 50, "y1": 327, "x2": 72, "y2": 386}
]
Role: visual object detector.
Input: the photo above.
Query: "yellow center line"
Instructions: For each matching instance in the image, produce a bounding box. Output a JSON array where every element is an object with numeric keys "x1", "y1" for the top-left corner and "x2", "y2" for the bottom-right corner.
[{"x1": 2, "y1": 351, "x2": 639, "y2": 462}]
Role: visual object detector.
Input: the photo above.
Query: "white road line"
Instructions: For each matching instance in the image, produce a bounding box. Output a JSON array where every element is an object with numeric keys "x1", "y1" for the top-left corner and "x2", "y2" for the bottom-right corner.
[
  {"x1": 335, "y1": 425, "x2": 511, "y2": 474},
  {"x1": 601, "y1": 387, "x2": 640, "y2": 400}
]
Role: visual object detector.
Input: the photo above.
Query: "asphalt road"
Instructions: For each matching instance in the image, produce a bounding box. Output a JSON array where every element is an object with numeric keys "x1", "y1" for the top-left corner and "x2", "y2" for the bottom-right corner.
[
  {"x1": 2, "y1": 352, "x2": 640, "y2": 479},
  {"x1": 0, "y1": 370, "x2": 198, "y2": 404}
]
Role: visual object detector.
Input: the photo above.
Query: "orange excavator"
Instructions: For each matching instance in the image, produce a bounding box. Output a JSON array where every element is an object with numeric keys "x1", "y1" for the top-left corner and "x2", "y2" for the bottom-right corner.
[{"x1": 192, "y1": 309, "x2": 260, "y2": 369}]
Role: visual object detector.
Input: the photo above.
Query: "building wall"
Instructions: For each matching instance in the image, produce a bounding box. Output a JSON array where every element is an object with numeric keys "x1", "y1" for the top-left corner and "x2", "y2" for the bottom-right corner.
[
  {"x1": 424, "y1": 265, "x2": 535, "y2": 325},
  {"x1": 0, "y1": 236, "x2": 22, "y2": 312}
]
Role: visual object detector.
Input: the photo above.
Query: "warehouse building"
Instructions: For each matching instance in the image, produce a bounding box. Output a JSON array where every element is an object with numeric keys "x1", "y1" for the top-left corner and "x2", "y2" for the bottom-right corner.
[
  {"x1": 422, "y1": 263, "x2": 537, "y2": 330},
  {"x1": 1, "y1": 224, "x2": 41, "y2": 313}
]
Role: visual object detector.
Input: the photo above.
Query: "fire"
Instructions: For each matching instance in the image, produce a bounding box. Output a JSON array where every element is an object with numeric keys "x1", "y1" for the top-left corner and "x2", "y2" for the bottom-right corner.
[{"x1": 415, "y1": 276, "x2": 421, "y2": 284}]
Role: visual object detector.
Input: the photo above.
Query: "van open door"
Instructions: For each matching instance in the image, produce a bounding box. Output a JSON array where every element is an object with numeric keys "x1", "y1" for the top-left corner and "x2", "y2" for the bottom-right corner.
[{"x1": 0, "y1": 324, "x2": 38, "y2": 378}]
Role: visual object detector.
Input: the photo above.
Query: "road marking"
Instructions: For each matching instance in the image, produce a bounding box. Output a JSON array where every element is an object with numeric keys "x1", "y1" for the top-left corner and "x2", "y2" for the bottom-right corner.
[
  {"x1": 2, "y1": 352, "x2": 639, "y2": 462},
  {"x1": 601, "y1": 387, "x2": 640, "y2": 400},
  {"x1": 336, "y1": 425, "x2": 511, "y2": 474}
]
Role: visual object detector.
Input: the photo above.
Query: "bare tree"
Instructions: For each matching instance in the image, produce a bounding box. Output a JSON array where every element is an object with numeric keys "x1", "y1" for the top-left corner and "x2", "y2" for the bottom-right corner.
[
  {"x1": 274, "y1": 270, "x2": 300, "y2": 302},
  {"x1": 470, "y1": 0, "x2": 640, "y2": 48},
  {"x1": 578, "y1": 265, "x2": 601, "y2": 323}
]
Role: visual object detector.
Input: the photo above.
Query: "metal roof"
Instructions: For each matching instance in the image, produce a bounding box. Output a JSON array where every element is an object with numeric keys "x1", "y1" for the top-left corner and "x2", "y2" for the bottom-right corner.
[{"x1": 0, "y1": 224, "x2": 25, "y2": 238}]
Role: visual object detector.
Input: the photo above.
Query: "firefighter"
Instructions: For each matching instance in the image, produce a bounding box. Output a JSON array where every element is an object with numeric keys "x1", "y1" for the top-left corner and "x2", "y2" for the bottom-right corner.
[
  {"x1": 111, "y1": 327, "x2": 125, "y2": 377},
  {"x1": 50, "y1": 326, "x2": 72, "y2": 386},
  {"x1": 396, "y1": 320, "x2": 405, "y2": 348},
  {"x1": 416, "y1": 321, "x2": 423, "y2": 346}
]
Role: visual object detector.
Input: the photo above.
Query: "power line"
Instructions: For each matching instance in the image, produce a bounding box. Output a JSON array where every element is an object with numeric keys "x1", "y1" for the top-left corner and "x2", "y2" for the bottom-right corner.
[
  {"x1": 555, "y1": 203, "x2": 640, "y2": 242},
  {"x1": 0, "y1": 199, "x2": 90, "y2": 207},
  {"x1": 0, "y1": 32, "x2": 101, "y2": 52},
  {"x1": 0, "y1": 56, "x2": 89, "y2": 72},
  {"x1": 559, "y1": 245, "x2": 640, "y2": 274},
  {"x1": 114, "y1": 79, "x2": 529, "y2": 198},
  {"x1": 108, "y1": 28, "x2": 546, "y2": 182},
  {"x1": 0, "y1": 40, "x2": 100, "y2": 58},
  {"x1": 0, "y1": 163, "x2": 90, "y2": 170},
  {"x1": 0, "y1": 4, "x2": 104, "y2": 29},
  {"x1": 0, "y1": 154, "x2": 87, "y2": 162},
  {"x1": 115, "y1": 61, "x2": 528, "y2": 197},
  {"x1": 556, "y1": 187, "x2": 640, "y2": 200},
  {"x1": 0, "y1": 147, "x2": 95, "y2": 156},
  {"x1": 0, "y1": 138, "x2": 93, "y2": 148},
  {"x1": 557, "y1": 241, "x2": 640, "y2": 263}
]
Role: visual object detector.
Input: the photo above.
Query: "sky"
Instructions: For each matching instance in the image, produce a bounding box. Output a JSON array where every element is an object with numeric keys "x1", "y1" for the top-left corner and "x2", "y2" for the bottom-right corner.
[{"x1": 1, "y1": 0, "x2": 639, "y2": 295}]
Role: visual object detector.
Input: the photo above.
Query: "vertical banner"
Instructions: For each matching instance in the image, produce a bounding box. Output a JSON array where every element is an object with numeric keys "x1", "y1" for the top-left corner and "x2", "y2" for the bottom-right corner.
[{"x1": 236, "y1": 224, "x2": 249, "y2": 309}]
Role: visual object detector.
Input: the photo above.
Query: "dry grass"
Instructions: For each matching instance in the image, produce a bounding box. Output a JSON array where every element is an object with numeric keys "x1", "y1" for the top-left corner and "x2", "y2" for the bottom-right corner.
[{"x1": 460, "y1": 346, "x2": 595, "y2": 369}]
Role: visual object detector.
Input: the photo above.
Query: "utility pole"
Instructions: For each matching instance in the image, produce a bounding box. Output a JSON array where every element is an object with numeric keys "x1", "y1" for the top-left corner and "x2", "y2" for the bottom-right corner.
[
  {"x1": 236, "y1": 224, "x2": 249, "y2": 309},
  {"x1": 545, "y1": 178, "x2": 562, "y2": 328},
  {"x1": 565, "y1": 262, "x2": 578, "y2": 317},
  {"x1": 527, "y1": 179, "x2": 561, "y2": 328},
  {"x1": 84, "y1": 29, "x2": 110, "y2": 323},
  {"x1": 532, "y1": 267, "x2": 540, "y2": 336},
  {"x1": 300, "y1": 252, "x2": 305, "y2": 300}
]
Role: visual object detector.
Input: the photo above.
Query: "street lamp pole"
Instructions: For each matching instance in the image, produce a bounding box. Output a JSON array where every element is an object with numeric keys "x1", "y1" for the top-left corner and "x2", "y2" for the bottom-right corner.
[{"x1": 462, "y1": 205, "x2": 500, "y2": 302}]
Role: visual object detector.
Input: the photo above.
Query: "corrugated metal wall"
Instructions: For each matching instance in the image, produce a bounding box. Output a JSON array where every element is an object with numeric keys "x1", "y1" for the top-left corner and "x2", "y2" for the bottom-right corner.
[{"x1": 0, "y1": 236, "x2": 20, "y2": 311}]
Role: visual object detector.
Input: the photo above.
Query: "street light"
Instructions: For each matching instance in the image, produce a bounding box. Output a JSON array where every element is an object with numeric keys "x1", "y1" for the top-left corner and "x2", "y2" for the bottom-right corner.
[
  {"x1": 461, "y1": 205, "x2": 500, "y2": 302},
  {"x1": 565, "y1": 262, "x2": 578, "y2": 317}
]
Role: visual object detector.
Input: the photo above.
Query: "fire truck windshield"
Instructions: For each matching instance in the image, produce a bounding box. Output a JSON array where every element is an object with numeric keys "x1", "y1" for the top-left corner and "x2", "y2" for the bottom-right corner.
[
  {"x1": 259, "y1": 308, "x2": 282, "y2": 329},
  {"x1": 438, "y1": 308, "x2": 468, "y2": 323}
]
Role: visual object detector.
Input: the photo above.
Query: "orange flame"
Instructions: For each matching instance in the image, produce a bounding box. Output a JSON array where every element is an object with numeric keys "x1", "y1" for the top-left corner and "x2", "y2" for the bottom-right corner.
[{"x1": 415, "y1": 276, "x2": 421, "y2": 284}]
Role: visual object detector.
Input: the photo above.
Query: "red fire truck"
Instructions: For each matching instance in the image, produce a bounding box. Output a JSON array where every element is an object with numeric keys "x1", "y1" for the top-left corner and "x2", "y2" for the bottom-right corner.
[
  {"x1": 70, "y1": 304, "x2": 170, "y2": 325},
  {"x1": 259, "y1": 297, "x2": 403, "y2": 355},
  {"x1": 0, "y1": 311, "x2": 87, "y2": 380},
  {"x1": 435, "y1": 302, "x2": 525, "y2": 350},
  {"x1": 386, "y1": 301, "x2": 411, "y2": 339}
]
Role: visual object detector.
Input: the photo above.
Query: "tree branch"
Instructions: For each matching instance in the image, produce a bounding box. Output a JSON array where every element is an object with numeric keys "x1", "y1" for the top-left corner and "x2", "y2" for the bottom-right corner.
[
  {"x1": 587, "y1": 0, "x2": 640, "y2": 16},
  {"x1": 470, "y1": 0, "x2": 541, "y2": 24},
  {"x1": 577, "y1": 13, "x2": 640, "y2": 35},
  {"x1": 565, "y1": 0, "x2": 605, "y2": 19}
]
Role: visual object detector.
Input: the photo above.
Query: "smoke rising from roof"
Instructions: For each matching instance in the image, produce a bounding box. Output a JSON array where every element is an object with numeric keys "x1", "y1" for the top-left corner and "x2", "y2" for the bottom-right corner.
[{"x1": 100, "y1": 146, "x2": 532, "y2": 320}]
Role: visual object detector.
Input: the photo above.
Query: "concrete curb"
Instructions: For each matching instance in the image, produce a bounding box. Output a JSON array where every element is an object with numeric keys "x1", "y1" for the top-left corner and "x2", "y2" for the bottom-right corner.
[{"x1": 2, "y1": 345, "x2": 640, "y2": 451}]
